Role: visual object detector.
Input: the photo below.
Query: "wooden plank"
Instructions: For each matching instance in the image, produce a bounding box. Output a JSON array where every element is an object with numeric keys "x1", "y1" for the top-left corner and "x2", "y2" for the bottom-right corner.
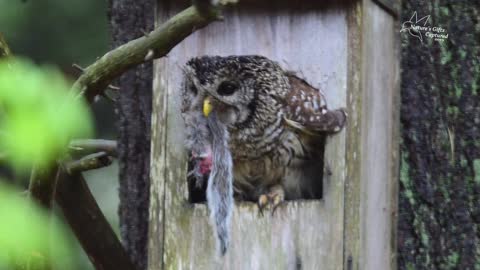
[
  {"x1": 149, "y1": 1, "x2": 349, "y2": 269},
  {"x1": 358, "y1": 1, "x2": 399, "y2": 269},
  {"x1": 343, "y1": 1, "x2": 363, "y2": 270}
]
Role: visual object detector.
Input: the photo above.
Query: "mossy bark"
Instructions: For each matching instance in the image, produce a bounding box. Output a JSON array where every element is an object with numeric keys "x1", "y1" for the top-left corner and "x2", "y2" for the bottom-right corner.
[
  {"x1": 399, "y1": 1, "x2": 480, "y2": 269},
  {"x1": 108, "y1": 1, "x2": 154, "y2": 269}
]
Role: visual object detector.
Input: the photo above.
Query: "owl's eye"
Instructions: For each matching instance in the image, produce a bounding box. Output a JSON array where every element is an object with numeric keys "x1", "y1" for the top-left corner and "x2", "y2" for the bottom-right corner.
[{"x1": 217, "y1": 81, "x2": 238, "y2": 96}]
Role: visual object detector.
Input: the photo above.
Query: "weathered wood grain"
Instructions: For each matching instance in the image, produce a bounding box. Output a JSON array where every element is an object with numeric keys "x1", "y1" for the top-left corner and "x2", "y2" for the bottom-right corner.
[
  {"x1": 358, "y1": 1, "x2": 399, "y2": 270},
  {"x1": 343, "y1": 2, "x2": 363, "y2": 270}
]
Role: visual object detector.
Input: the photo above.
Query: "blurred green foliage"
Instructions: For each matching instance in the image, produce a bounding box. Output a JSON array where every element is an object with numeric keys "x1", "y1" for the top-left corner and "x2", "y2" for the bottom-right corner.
[
  {"x1": 0, "y1": 1, "x2": 116, "y2": 270},
  {"x1": 0, "y1": 0, "x2": 109, "y2": 67},
  {"x1": 0, "y1": 58, "x2": 92, "y2": 269},
  {"x1": 0, "y1": 182, "x2": 73, "y2": 269},
  {"x1": 0, "y1": 0, "x2": 114, "y2": 138},
  {"x1": 0, "y1": 58, "x2": 93, "y2": 170}
]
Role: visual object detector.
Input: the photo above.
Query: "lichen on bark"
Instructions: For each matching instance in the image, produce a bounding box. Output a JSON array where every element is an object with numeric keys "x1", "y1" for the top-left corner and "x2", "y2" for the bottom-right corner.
[{"x1": 399, "y1": 1, "x2": 480, "y2": 269}]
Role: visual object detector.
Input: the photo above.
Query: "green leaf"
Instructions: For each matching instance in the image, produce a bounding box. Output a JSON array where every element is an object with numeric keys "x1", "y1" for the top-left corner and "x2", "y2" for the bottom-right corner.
[
  {"x1": 0, "y1": 58, "x2": 93, "y2": 170},
  {"x1": 0, "y1": 183, "x2": 73, "y2": 268}
]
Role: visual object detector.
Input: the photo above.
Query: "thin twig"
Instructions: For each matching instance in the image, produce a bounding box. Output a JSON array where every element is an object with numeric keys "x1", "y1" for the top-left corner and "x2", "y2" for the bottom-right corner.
[
  {"x1": 72, "y1": 63, "x2": 85, "y2": 72},
  {"x1": 108, "y1": 85, "x2": 120, "y2": 91},
  {"x1": 69, "y1": 139, "x2": 118, "y2": 157},
  {"x1": 65, "y1": 152, "x2": 113, "y2": 174}
]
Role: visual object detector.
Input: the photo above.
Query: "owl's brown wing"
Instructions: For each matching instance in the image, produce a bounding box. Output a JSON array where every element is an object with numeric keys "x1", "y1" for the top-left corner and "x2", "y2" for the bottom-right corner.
[{"x1": 284, "y1": 73, "x2": 346, "y2": 135}]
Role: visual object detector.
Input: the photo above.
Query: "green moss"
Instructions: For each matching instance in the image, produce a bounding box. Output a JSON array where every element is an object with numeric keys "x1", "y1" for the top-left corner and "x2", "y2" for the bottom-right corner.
[
  {"x1": 454, "y1": 84, "x2": 462, "y2": 99},
  {"x1": 405, "y1": 190, "x2": 415, "y2": 205},
  {"x1": 446, "y1": 252, "x2": 460, "y2": 268},
  {"x1": 440, "y1": 6, "x2": 450, "y2": 16},
  {"x1": 400, "y1": 152, "x2": 416, "y2": 205},
  {"x1": 440, "y1": 181, "x2": 451, "y2": 203},
  {"x1": 406, "y1": 262, "x2": 416, "y2": 270},
  {"x1": 446, "y1": 106, "x2": 459, "y2": 117},
  {"x1": 460, "y1": 157, "x2": 468, "y2": 168},
  {"x1": 441, "y1": 51, "x2": 452, "y2": 65},
  {"x1": 473, "y1": 66, "x2": 479, "y2": 95},
  {"x1": 400, "y1": 1, "x2": 480, "y2": 269},
  {"x1": 474, "y1": 159, "x2": 480, "y2": 184},
  {"x1": 400, "y1": 153, "x2": 411, "y2": 186},
  {"x1": 420, "y1": 227, "x2": 430, "y2": 247}
]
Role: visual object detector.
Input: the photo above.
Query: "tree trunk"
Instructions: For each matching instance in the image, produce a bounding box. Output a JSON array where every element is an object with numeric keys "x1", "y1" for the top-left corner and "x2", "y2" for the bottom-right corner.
[
  {"x1": 399, "y1": 1, "x2": 480, "y2": 269},
  {"x1": 108, "y1": 1, "x2": 154, "y2": 269}
]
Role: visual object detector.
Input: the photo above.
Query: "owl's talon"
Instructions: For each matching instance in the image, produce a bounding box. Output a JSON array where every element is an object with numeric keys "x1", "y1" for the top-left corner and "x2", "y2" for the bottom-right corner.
[
  {"x1": 257, "y1": 194, "x2": 269, "y2": 216},
  {"x1": 257, "y1": 185, "x2": 285, "y2": 217},
  {"x1": 270, "y1": 193, "x2": 284, "y2": 216}
]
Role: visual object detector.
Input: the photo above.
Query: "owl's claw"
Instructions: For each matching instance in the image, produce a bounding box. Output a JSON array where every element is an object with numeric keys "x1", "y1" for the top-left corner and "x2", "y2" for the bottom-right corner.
[
  {"x1": 257, "y1": 185, "x2": 285, "y2": 217},
  {"x1": 270, "y1": 193, "x2": 284, "y2": 216},
  {"x1": 257, "y1": 194, "x2": 269, "y2": 216}
]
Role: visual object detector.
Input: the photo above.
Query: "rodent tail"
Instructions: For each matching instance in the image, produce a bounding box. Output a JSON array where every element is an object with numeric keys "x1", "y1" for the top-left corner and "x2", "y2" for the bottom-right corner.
[{"x1": 206, "y1": 113, "x2": 233, "y2": 256}]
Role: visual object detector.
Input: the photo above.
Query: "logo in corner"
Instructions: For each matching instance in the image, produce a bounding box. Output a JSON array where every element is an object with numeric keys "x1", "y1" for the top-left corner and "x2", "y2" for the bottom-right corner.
[{"x1": 400, "y1": 11, "x2": 449, "y2": 43}]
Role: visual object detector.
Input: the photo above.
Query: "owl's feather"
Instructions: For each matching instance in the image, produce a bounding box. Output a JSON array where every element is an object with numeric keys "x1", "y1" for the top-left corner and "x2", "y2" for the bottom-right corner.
[{"x1": 284, "y1": 73, "x2": 347, "y2": 135}]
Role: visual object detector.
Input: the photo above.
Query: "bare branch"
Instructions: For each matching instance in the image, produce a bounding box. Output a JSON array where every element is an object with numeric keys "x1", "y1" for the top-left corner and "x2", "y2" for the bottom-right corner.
[
  {"x1": 69, "y1": 139, "x2": 118, "y2": 157},
  {"x1": 65, "y1": 152, "x2": 113, "y2": 174},
  {"x1": 73, "y1": 5, "x2": 223, "y2": 102},
  {"x1": 56, "y1": 169, "x2": 137, "y2": 270}
]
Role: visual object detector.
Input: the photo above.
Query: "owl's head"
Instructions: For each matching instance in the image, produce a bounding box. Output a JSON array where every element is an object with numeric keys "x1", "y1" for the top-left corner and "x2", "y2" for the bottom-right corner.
[{"x1": 183, "y1": 55, "x2": 287, "y2": 128}]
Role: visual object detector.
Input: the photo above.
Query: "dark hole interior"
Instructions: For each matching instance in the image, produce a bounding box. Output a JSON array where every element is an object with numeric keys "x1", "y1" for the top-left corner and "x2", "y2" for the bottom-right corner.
[{"x1": 187, "y1": 136, "x2": 326, "y2": 204}]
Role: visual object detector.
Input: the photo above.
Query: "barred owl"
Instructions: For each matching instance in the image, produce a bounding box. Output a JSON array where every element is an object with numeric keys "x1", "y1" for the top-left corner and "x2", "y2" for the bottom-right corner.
[{"x1": 181, "y1": 55, "x2": 346, "y2": 254}]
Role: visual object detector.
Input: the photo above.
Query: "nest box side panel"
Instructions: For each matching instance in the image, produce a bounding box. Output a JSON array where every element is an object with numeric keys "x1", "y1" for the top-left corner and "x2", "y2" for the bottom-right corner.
[{"x1": 359, "y1": 1, "x2": 399, "y2": 270}]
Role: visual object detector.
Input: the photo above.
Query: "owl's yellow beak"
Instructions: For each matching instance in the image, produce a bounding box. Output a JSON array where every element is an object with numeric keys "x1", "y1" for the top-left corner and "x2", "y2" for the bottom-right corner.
[{"x1": 203, "y1": 97, "x2": 213, "y2": 117}]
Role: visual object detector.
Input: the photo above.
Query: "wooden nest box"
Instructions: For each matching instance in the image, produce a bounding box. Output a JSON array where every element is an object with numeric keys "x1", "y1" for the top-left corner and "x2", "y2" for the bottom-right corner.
[{"x1": 149, "y1": 0, "x2": 400, "y2": 269}]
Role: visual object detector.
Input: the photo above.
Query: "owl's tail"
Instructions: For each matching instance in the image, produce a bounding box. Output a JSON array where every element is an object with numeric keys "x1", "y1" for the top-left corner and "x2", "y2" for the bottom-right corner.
[{"x1": 206, "y1": 113, "x2": 234, "y2": 256}]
